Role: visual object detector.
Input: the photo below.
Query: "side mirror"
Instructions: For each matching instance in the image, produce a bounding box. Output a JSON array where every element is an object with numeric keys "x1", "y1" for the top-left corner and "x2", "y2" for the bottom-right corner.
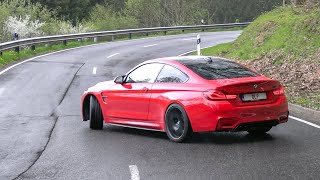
[{"x1": 114, "y1": 75, "x2": 125, "y2": 84}]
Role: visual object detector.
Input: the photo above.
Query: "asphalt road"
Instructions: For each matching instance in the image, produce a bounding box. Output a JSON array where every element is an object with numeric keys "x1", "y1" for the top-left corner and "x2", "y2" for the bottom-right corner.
[{"x1": 0, "y1": 31, "x2": 319, "y2": 180}]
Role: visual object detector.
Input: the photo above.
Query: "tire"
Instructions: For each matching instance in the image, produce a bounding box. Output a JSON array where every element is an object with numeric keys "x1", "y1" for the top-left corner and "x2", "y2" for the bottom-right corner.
[
  {"x1": 89, "y1": 96, "x2": 103, "y2": 130},
  {"x1": 165, "y1": 104, "x2": 192, "y2": 143},
  {"x1": 247, "y1": 126, "x2": 272, "y2": 135}
]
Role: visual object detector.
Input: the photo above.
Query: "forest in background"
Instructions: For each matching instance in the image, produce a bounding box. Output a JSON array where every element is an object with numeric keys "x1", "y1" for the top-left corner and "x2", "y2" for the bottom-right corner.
[
  {"x1": 28, "y1": 0, "x2": 282, "y2": 25},
  {"x1": 1, "y1": 0, "x2": 319, "y2": 42}
]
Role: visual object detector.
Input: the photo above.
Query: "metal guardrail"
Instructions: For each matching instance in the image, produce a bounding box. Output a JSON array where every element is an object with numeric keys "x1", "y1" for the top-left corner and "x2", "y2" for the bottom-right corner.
[{"x1": 0, "y1": 22, "x2": 251, "y2": 54}]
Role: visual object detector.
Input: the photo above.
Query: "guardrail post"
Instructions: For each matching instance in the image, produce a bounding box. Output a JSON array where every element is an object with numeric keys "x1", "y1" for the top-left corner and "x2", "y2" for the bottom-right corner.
[
  {"x1": 164, "y1": 31, "x2": 167, "y2": 35},
  {"x1": 15, "y1": 47, "x2": 20, "y2": 53},
  {"x1": 63, "y1": 40, "x2": 67, "y2": 46},
  {"x1": 13, "y1": 33, "x2": 20, "y2": 53},
  {"x1": 146, "y1": 32, "x2": 149, "y2": 36},
  {"x1": 182, "y1": 30, "x2": 185, "y2": 33},
  {"x1": 129, "y1": 33, "x2": 132, "y2": 39},
  {"x1": 111, "y1": 36, "x2": 114, "y2": 41},
  {"x1": 94, "y1": 37, "x2": 98, "y2": 43},
  {"x1": 31, "y1": 45, "x2": 35, "y2": 51},
  {"x1": 0, "y1": 51, "x2": 2, "y2": 56},
  {"x1": 202, "y1": 28, "x2": 205, "y2": 32}
]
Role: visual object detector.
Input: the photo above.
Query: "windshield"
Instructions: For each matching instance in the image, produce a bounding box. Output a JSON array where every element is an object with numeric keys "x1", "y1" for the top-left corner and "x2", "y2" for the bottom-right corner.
[{"x1": 179, "y1": 59, "x2": 260, "y2": 80}]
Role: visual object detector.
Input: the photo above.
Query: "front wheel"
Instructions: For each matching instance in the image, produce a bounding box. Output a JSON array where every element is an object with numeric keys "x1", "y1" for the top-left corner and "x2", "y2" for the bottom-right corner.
[
  {"x1": 89, "y1": 96, "x2": 103, "y2": 130},
  {"x1": 165, "y1": 104, "x2": 192, "y2": 143}
]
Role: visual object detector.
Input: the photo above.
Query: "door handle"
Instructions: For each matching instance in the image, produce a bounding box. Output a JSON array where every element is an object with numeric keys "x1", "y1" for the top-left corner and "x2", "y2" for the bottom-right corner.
[{"x1": 142, "y1": 87, "x2": 149, "y2": 92}]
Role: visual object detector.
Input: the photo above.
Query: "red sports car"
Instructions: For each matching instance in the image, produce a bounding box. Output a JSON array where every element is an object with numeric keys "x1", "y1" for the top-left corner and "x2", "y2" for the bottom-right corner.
[{"x1": 82, "y1": 56, "x2": 288, "y2": 142}]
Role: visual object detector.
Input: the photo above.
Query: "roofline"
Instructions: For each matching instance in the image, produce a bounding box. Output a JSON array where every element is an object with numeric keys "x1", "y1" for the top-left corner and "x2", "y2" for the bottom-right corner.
[{"x1": 145, "y1": 55, "x2": 233, "y2": 64}]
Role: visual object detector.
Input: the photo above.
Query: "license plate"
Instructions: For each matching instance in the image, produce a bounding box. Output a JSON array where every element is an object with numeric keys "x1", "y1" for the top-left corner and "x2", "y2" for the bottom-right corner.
[{"x1": 242, "y1": 93, "x2": 267, "y2": 102}]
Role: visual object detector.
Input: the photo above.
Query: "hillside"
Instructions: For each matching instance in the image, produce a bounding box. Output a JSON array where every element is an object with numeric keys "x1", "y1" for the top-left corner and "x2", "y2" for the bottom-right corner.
[{"x1": 201, "y1": 6, "x2": 320, "y2": 110}]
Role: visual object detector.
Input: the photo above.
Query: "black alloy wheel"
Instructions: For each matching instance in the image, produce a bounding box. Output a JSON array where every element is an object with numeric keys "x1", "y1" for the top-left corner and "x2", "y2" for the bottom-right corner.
[{"x1": 165, "y1": 104, "x2": 192, "y2": 143}]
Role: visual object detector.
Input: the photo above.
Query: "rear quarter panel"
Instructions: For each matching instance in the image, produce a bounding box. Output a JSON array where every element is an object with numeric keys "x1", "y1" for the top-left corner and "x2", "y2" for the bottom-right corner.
[{"x1": 149, "y1": 83, "x2": 217, "y2": 131}]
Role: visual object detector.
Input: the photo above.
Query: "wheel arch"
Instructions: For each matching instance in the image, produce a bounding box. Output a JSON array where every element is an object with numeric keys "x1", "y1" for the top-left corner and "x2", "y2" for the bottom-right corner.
[
  {"x1": 82, "y1": 93, "x2": 98, "y2": 121},
  {"x1": 164, "y1": 102, "x2": 194, "y2": 132}
]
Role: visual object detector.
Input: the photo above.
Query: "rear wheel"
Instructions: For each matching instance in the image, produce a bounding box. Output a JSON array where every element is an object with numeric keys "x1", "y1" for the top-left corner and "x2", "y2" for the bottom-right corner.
[
  {"x1": 89, "y1": 96, "x2": 103, "y2": 130},
  {"x1": 165, "y1": 104, "x2": 192, "y2": 143},
  {"x1": 247, "y1": 126, "x2": 272, "y2": 135}
]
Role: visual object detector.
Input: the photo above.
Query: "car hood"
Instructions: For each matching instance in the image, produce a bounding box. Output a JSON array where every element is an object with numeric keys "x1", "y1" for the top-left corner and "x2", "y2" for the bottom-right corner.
[{"x1": 86, "y1": 80, "x2": 115, "y2": 93}]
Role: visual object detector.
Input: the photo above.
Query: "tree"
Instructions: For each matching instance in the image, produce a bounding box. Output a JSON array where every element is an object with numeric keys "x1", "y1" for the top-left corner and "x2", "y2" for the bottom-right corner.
[
  {"x1": 86, "y1": 3, "x2": 138, "y2": 31},
  {"x1": 125, "y1": 0, "x2": 162, "y2": 27},
  {"x1": 0, "y1": 0, "x2": 54, "y2": 41},
  {"x1": 4, "y1": 15, "x2": 44, "y2": 38},
  {"x1": 29, "y1": 0, "x2": 127, "y2": 25}
]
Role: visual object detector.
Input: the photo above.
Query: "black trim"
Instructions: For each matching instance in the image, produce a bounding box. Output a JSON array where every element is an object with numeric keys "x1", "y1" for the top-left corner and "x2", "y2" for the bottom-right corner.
[{"x1": 233, "y1": 120, "x2": 279, "y2": 131}]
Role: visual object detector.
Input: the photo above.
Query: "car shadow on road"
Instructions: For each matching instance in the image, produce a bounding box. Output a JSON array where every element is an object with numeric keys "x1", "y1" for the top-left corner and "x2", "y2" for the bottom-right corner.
[
  {"x1": 103, "y1": 126, "x2": 275, "y2": 145},
  {"x1": 104, "y1": 126, "x2": 168, "y2": 140},
  {"x1": 187, "y1": 132, "x2": 275, "y2": 145}
]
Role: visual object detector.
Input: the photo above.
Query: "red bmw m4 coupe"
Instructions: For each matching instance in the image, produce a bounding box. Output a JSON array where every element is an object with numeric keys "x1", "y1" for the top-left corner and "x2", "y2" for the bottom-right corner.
[{"x1": 82, "y1": 56, "x2": 288, "y2": 142}]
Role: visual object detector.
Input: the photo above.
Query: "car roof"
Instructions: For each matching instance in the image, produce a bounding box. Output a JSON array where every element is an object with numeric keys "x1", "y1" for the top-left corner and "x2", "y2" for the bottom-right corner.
[{"x1": 145, "y1": 56, "x2": 232, "y2": 64}]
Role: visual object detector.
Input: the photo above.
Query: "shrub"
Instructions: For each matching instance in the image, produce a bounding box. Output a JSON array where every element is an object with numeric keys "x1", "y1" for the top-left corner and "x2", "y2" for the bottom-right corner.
[
  {"x1": 4, "y1": 15, "x2": 44, "y2": 39},
  {"x1": 85, "y1": 4, "x2": 138, "y2": 31}
]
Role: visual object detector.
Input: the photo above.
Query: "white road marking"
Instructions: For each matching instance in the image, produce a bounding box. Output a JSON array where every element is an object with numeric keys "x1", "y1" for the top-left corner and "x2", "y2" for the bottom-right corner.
[
  {"x1": 129, "y1": 165, "x2": 140, "y2": 180},
  {"x1": 92, "y1": 67, "x2": 97, "y2": 75},
  {"x1": 289, "y1": 116, "x2": 320, "y2": 129},
  {"x1": 143, "y1": 44, "x2": 158, "y2": 48},
  {"x1": 107, "y1": 53, "x2": 120, "y2": 58},
  {"x1": 0, "y1": 88, "x2": 5, "y2": 96},
  {"x1": 0, "y1": 32, "x2": 205, "y2": 76},
  {"x1": 0, "y1": 31, "x2": 217, "y2": 76}
]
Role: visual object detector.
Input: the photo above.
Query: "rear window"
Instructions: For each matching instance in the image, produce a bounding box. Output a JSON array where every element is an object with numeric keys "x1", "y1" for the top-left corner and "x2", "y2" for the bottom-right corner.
[{"x1": 179, "y1": 59, "x2": 260, "y2": 80}]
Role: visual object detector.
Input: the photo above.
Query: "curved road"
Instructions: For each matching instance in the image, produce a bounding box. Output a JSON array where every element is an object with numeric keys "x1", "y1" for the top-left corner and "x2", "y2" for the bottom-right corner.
[{"x1": 0, "y1": 31, "x2": 319, "y2": 180}]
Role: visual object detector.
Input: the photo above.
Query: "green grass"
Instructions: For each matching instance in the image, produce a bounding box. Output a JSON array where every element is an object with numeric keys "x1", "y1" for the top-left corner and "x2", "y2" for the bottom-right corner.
[
  {"x1": 201, "y1": 6, "x2": 320, "y2": 61},
  {"x1": 289, "y1": 94, "x2": 320, "y2": 110}
]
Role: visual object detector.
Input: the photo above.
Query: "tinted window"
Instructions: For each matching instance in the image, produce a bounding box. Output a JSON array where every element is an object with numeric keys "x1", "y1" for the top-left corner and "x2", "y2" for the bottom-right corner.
[
  {"x1": 156, "y1": 65, "x2": 188, "y2": 83},
  {"x1": 180, "y1": 60, "x2": 259, "y2": 80},
  {"x1": 126, "y1": 63, "x2": 164, "y2": 83}
]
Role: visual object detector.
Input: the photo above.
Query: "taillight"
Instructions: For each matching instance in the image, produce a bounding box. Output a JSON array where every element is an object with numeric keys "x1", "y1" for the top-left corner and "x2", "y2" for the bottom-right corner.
[
  {"x1": 203, "y1": 90, "x2": 237, "y2": 100},
  {"x1": 273, "y1": 85, "x2": 285, "y2": 96}
]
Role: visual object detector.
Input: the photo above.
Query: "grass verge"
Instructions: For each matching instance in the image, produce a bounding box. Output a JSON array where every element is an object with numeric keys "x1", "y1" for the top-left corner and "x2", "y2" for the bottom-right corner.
[{"x1": 0, "y1": 41, "x2": 95, "y2": 67}]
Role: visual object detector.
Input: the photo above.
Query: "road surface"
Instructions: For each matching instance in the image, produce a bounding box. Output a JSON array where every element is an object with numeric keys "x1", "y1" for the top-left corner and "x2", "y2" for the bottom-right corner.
[{"x1": 0, "y1": 31, "x2": 319, "y2": 180}]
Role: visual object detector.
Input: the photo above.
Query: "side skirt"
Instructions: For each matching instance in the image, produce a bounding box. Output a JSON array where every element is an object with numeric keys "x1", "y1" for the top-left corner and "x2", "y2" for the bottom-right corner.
[{"x1": 107, "y1": 123, "x2": 165, "y2": 132}]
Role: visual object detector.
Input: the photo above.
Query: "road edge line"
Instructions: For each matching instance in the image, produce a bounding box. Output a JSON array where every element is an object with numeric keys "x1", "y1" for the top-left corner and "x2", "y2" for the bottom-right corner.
[{"x1": 289, "y1": 116, "x2": 320, "y2": 129}]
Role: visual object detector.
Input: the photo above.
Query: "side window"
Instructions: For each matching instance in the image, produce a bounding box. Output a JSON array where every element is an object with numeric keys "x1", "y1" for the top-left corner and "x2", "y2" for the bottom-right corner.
[
  {"x1": 126, "y1": 63, "x2": 164, "y2": 83},
  {"x1": 156, "y1": 65, "x2": 188, "y2": 83}
]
